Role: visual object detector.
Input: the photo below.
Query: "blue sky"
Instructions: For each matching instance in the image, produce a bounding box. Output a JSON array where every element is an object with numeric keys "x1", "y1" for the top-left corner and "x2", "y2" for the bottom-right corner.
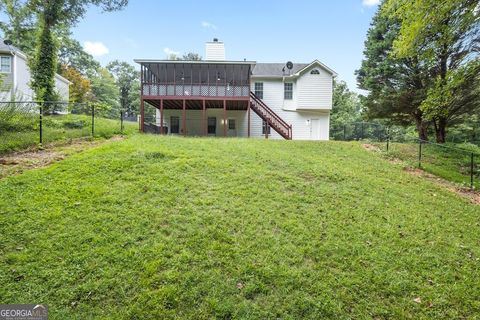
[{"x1": 73, "y1": 0, "x2": 380, "y2": 92}]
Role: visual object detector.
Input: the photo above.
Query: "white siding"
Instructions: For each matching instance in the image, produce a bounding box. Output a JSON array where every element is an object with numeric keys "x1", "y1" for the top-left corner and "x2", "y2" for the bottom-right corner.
[
  {"x1": 55, "y1": 75, "x2": 69, "y2": 101},
  {"x1": 205, "y1": 42, "x2": 226, "y2": 61},
  {"x1": 297, "y1": 67, "x2": 333, "y2": 110},
  {"x1": 15, "y1": 54, "x2": 34, "y2": 100},
  {"x1": 249, "y1": 77, "x2": 331, "y2": 140}
]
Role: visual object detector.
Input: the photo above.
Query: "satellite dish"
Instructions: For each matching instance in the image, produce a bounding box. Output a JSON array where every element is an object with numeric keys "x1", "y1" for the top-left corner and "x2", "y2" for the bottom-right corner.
[
  {"x1": 3, "y1": 39, "x2": 12, "y2": 46},
  {"x1": 286, "y1": 61, "x2": 293, "y2": 70}
]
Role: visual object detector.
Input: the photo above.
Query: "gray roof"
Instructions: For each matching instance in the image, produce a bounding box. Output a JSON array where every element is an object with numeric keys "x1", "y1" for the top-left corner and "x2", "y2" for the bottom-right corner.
[
  {"x1": 251, "y1": 63, "x2": 309, "y2": 77},
  {"x1": 0, "y1": 38, "x2": 19, "y2": 52}
]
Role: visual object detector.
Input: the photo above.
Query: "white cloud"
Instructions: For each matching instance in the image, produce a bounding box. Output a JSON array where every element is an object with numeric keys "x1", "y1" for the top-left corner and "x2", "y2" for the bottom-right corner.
[
  {"x1": 362, "y1": 0, "x2": 380, "y2": 6},
  {"x1": 201, "y1": 21, "x2": 217, "y2": 30},
  {"x1": 83, "y1": 41, "x2": 109, "y2": 57},
  {"x1": 163, "y1": 47, "x2": 180, "y2": 56}
]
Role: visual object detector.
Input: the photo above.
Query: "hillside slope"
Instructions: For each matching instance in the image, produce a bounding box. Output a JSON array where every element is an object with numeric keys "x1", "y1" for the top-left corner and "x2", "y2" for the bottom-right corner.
[{"x1": 0, "y1": 136, "x2": 478, "y2": 319}]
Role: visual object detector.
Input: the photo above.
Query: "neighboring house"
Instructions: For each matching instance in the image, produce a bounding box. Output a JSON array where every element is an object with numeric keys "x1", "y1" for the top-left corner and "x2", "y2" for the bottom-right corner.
[
  {"x1": 135, "y1": 39, "x2": 336, "y2": 140},
  {"x1": 0, "y1": 39, "x2": 70, "y2": 101}
]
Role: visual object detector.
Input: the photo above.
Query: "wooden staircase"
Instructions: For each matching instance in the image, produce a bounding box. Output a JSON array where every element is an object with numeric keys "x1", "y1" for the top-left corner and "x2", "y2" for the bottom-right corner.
[{"x1": 250, "y1": 92, "x2": 292, "y2": 140}]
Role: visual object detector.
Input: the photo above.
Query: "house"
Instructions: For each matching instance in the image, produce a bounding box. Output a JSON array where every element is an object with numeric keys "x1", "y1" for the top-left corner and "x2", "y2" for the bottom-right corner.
[
  {"x1": 134, "y1": 39, "x2": 336, "y2": 140},
  {"x1": 0, "y1": 39, "x2": 70, "y2": 101}
]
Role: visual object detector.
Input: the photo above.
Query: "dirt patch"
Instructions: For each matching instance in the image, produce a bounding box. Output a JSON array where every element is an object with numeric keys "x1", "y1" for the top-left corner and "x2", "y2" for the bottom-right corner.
[
  {"x1": 0, "y1": 136, "x2": 124, "y2": 179},
  {"x1": 403, "y1": 167, "x2": 480, "y2": 205},
  {"x1": 362, "y1": 143, "x2": 479, "y2": 205},
  {"x1": 362, "y1": 143, "x2": 381, "y2": 152}
]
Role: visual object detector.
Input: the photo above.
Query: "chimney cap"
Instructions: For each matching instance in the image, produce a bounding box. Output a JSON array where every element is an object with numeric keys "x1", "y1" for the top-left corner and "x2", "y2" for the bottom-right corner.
[{"x1": 213, "y1": 38, "x2": 218, "y2": 42}]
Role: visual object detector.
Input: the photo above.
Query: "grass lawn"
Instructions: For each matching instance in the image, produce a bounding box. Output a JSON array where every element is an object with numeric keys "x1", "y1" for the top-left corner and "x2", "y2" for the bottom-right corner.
[
  {"x1": 0, "y1": 114, "x2": 137, "y2": 154},
  {"x1": 0, "y1": 135, "x2": 479, "y2": 319},
  {"x1": 382, "y1": 142, "x2": 480, "y2": 189}
]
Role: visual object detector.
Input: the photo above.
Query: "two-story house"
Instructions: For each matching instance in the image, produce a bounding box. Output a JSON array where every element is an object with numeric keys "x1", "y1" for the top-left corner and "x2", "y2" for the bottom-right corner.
[
  {"x1": 0, "y1": 39, "x2": 70, "y2": 101},
  {"x1": 135, "y1": 39, "x2": 336, "y2": 140}
]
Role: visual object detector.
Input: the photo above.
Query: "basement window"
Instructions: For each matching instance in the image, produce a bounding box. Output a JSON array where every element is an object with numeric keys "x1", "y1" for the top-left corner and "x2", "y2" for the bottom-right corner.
[
  {"x1": 284, "y1": 83, "x2": 293, "y2": 100},
  {"x1": 0, "y1": 56, "x2": 11, "y2": 73}
]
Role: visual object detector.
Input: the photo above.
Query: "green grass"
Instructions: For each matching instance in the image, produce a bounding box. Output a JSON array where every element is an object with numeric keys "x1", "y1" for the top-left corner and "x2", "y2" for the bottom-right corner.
[
  {"x1": 0, "y1": 114, "x2": 137, "y2": 154},
  {"x1": 0, "y1": 136, "x2": 479, "y2": 319},
  {"x1": 383, "y1": 142, "x2": 480, "y2": 189}
]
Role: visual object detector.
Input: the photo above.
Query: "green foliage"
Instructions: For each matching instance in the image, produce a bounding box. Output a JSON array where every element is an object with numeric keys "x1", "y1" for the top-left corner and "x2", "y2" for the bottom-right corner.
[
  {"x1": 0, "y1": 0, "x2": 36, "y2": 55},
  {"x1": 331, "y1": 80, "x2": 362, "y2": 126},
  {"x1": 90, "y1": 68, "x2": 120, "y2": 118},
  {"x1": 106, "y1": 60, "x2": 139, "y2": 115},
  {"x1": 30, "y1": 10, "x2": 58, "y2": 105},
  {"x1": 0, "y1": 136, "x2": 479, "y2": 318}
]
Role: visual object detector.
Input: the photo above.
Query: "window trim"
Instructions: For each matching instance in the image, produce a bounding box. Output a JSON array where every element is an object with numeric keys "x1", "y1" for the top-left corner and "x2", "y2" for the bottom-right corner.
[
  {"x1": 0, "y1": 56, "x2": 12, "y2": 73},
  {"x1": 207, "y1": 117, "x2": 217, "y2": 134},
  {"x1": 310, "y1": 69, "x2": 320, "y2": 75},
  {"x1": 254, "y1": 82, "x2": 263, "y2": 99},
  {"x1": 284, "y1": 82, "x2": 293, "y2": 100},
  {"x1": 228, "y1": 118, "x2": 236, "y2": 130}
]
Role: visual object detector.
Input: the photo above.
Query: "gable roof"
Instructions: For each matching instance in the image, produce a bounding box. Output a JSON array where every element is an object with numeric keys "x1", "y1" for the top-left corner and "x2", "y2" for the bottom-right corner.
[
  {"x1": 252, "y1": 60, "x2": 337, "y2": 78},
  {"x1": 0, "y1": 37, "x2": 71, "y2": 85}
]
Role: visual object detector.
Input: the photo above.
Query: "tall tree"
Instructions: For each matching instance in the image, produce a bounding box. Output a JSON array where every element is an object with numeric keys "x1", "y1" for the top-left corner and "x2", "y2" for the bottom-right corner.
[
  {"x1": 356, "y1": 6, "x2": 430, "y2": 140},
  {"x1": 59, "y1": 64, "x2": 91, "y2": 104},
  {"x1": 90, "y1": 67, "x2": 119, "y2": 118},
  {"x1": 383, "y1": 0, "x2": 480, "y2": 142},
  {"x1": 106, "y1": 60, "x2": 138, "y2": 115},
  {"x1": 29, "y1": 0, "x2": 127, "y2": 103},
  {"x1": 0, "y1": 0, "x2": 36, "y2": 54},
  {"x1": 182, "y1": 52, "x2": 202, "y2": 61}
]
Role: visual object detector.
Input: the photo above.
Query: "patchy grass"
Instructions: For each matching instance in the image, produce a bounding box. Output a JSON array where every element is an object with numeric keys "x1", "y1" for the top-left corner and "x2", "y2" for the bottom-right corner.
[
  {"x1": 0, "y1": 136, "x2": 479, "y2": 319},
  {"x1": 0, "y1": 114, "x2": 137, "y2": 154},
  {"x1": 382, "y1": 142, "x2": 480, "y2": 189}
]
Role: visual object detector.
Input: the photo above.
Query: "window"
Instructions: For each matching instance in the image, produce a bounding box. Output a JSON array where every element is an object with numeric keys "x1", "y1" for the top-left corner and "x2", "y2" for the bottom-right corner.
[
  {"x1": 208, "y1": 117, "x2": 216, "y2": 134},
  {"x1": 0, "y1": 56, "x2": 11, "y2": 73},
  {"x1": 310, "y1": 69, "x2": 320, "y2": 75},
  {"x1": 284, "y1": 83, "x2": 293, "y2": 100},
  {"x1": 170, "y1": 116, "x2": 179, "y2": 134},
  {"x1": 262, "y1": 120, "x2": 271, "y2": 135},
  {"x1": 228, "y1": 119, "x2": 236, "y2": 130},
  {"x1": 254, "y1": 82, "x2": 263, "y2": 99}
]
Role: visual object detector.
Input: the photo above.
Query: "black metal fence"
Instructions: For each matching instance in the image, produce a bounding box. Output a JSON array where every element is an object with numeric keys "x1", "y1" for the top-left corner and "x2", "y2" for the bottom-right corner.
[
  {"x1": 331, "y1": 122, "x2": 480, "y2": 190},
  {"x1": 0, "y1": 101, "x2": 135, "y2": 155}
]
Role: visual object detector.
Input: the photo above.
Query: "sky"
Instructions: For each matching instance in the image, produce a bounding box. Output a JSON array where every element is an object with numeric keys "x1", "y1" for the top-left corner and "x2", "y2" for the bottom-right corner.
[{"x1": 73, "y1": 0, "x2": 380, "y2": 92}]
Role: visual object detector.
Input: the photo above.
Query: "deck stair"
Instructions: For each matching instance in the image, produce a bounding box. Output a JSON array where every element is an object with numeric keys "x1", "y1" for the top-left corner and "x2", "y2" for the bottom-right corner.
[{"x1": 250, "y1": 92, "x2": 292, "y2": 140}]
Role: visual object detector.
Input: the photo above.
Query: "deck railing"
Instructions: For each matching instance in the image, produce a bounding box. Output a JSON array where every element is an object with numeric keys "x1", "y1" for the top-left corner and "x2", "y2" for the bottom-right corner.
[{"x1": 142, "y1": 83, "x2": 250, "y2": 97}]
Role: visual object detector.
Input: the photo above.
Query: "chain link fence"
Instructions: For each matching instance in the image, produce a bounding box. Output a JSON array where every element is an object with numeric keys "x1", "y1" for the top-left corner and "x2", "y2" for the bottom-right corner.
[
  {"x1": 0, "y1": 101, "x2": 137, "y2": 155},
  {"x1": 331, "y1": 122, "x2": 480, "y2": 190}
]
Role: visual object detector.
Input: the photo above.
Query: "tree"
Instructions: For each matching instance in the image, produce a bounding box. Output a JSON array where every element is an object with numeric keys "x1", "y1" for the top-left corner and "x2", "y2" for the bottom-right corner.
[
  {"x1": 182, "y1": 52, "x2": 202, "y2": 61},
  {"x1": 106, "y1": 60, "x2": 139, "y2": 115},
  {"x1": 59, "y1": 64, "x2": 91, "y2": 104},
  {"x1": 90, "y1": 68, "x2": 119, "y2": 118},
  {"x1": 383, "y1": 0, "x2": 480, "y2": 142},
  {"x1": 356, "y1": 6, "x2": 430, "y2": 140},
  {"x1": 331, "y1": 80, "x2": 362, "y2": 125},
  {"x1": 0, "y1": 0, "x2": 36, "y2": 55},
  {"x1": 29, "y1": 0, "x2": 128, "y2": 103}
]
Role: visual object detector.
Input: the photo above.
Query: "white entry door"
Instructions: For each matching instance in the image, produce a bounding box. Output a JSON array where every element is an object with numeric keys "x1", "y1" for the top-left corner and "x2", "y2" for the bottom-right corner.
[{"x1": 310, "y1": 119, "x2": 320, "y2": 140}]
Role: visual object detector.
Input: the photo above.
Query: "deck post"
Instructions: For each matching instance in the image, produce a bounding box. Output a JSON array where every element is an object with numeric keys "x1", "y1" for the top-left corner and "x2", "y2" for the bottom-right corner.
[
  {"x1": 160, "y1": 99, "x2": 164, "y2": 134},
  {"x1": 247, "y1": 100, "x2": 251, "y2": 138},
  {"x1": 203, "y1": 99, "x2": 207, "y2": 136},
  {"x1": 140, "y1": 98, "x2": 144, "y2": 132},
  {"x1": 223, "y1": 100, "x2": 227, "y2": 137},
  {"x1": 183, "y1": 99, "x2": 186, "y2": 137}
]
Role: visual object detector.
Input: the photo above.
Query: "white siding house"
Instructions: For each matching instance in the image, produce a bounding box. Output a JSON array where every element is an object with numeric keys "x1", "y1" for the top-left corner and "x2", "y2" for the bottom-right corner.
[
  {"x1": 139, "y1": 39, "x2": 336, "y2": 140},
  {"x1": 0, "y1": 39, "x2": 70, "y2": 101}
]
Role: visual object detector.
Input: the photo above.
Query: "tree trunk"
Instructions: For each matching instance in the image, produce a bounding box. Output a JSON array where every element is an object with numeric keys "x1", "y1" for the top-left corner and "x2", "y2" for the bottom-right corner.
[
  {"x1": 435, "y1": 117, "x2": 447, "y2": 143},
  {"x1": 414, "y1": 114, "x2": 429, "y2": 141}
]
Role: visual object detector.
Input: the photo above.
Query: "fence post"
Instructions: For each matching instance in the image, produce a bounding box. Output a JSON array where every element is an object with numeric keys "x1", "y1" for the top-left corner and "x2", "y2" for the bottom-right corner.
[
  {"x1": 39, "y1": 102, "x2": 43, "y2": 146},
  {"x1": 343, "y1": 124, "x2": 346, "y2": 141},
  {"x1": 91, "y1": 104, "x2": 95, "y2": 137},
  {"x1": 120, "y1": 109, "x2": 124, "y2": 133},
  {"x1": 361, "y1": 122, "x2": 364, "y2": 140},
  {"x1": 386, "y1": 127, "x2": 390, "y2": 152},
  {"x1": 418, "y1": 140, "x2": 422, "y2": 168},
  {"x1": 471, "y1": 152, "x2": 475, "y2": 190}
]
